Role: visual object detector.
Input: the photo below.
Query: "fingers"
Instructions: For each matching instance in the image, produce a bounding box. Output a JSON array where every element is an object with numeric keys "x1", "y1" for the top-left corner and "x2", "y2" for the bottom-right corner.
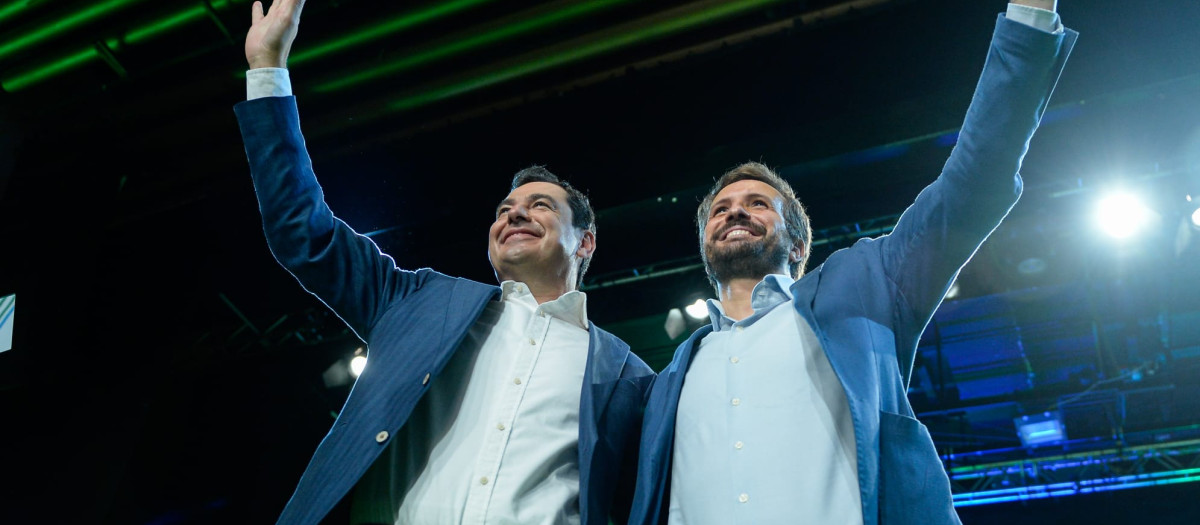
[
  {"x1": 251, "y1": 1, "x2": 264, "y2": 24},
  {"x1": 289, "y1": 0, "x2": 307, "y2": 22}
]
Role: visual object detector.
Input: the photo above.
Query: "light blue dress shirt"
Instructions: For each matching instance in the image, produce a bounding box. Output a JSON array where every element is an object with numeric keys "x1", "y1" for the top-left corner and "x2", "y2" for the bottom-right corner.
[{"x1": 670, "y1": 275, "x2": 862, "y2": 525}]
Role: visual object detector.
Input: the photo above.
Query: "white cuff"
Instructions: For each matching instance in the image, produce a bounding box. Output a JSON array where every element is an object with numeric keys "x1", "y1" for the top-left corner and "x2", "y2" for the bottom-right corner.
[
  {"x1": 1006, "y1": 3, "x2": 1063, "y2": 34},
  {"x1": 246, "y1": 68, "x2": 292, "y2": 100}
]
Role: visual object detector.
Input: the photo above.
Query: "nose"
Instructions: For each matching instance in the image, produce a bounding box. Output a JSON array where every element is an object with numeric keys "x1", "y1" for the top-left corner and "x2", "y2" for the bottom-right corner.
[
  {"x1": 726, "y1": 203, "x2": 750, "y2": 219},
  {"x1": 504, "y1": 204, "x2": 530, "y2": 223}
]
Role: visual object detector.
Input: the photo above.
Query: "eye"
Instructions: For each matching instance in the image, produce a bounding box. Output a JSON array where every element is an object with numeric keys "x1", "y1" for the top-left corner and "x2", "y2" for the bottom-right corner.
[
  {"x1": 496, "y1": 206, "x2": 510, "y2": 218},
  {"x1": 712, "y1": 206, "x2": 728, "y2": 217}
]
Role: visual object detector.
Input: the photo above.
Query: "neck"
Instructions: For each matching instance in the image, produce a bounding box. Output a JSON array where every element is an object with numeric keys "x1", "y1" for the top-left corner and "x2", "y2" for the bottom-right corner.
[
  {"x1": 528, "y1": 282, "x2": 571, "y2": 304},
  {"x1": 504, "y1": 267, "x2": 576, "y2": 305},
  {"x1": 715, "y1": 277, "x2": 763, "y2": 321}
]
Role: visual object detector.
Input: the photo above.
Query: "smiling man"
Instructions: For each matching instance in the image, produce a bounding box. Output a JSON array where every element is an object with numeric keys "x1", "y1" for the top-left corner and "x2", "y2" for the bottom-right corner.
[
  {"x1": 233, "y1": 2, "x2": 653, "y2": 525},
  {"x1": 631, "y1": 2, "x2": 1076, "y2": 525}
]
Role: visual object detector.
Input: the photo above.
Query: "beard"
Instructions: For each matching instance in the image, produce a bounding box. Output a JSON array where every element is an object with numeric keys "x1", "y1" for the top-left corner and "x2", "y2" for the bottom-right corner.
[{"x1": 703, "y1": 220, "x2": 792, "y2": 285}]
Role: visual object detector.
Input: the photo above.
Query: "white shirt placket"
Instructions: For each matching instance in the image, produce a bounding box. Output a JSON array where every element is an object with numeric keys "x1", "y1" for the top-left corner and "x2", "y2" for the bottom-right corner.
[
  {"x1": 727, "y1": 323, "x2": 750, "y2": 516},
  {"x1": 461, "y1": 299, "x2": 551, "y2": 524}
]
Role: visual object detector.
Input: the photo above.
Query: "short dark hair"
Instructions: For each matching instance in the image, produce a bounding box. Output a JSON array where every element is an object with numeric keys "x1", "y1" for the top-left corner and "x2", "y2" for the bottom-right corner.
[
  {"x1": 696, "y1": 162, "x2": 812, "y2": 281},
  {"x1": 510, "y1": 166, "x2": 596, "y2": 286}
]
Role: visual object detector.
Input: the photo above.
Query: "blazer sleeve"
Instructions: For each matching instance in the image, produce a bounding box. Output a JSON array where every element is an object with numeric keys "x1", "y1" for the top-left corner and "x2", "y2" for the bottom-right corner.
[
  {"x1": 234, "y1": 95, "x2": 429, "y2": 340},
  {"x1": 879, "y1": 15, "x2": 1077, "y2": 365}
]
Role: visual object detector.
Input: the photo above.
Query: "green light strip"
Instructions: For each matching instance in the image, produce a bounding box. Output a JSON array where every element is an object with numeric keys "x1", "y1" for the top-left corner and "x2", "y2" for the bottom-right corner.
[
  {"x1": 0, "y1": 0, "x2": 35, "y2": 26},
  {"x1": 1, "y1": 0, "x2": 234, "y2": 91},
  {"x1": 124, "y1": 0, "x2": 230, "y2": 45},
  {"x1": 2, "y1": 47, "x2": 98, "y2": 91},
  {"x1": 0, "y1": 0, "x2": 148, "y2": 61},
  {"x1": 312, "y1": 0, "x2": 633, "y2": 93},
  {"x1": 288, "y1": 0, "x2": 494, "y2": 66},
  {"x1": 388, "y1": 0, "x2": 785, "y2": 111}
]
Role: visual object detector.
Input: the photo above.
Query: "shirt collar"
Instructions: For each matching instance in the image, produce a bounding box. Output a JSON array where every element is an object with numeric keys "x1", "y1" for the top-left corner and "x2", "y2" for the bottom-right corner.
[
  {"x1": 499, "y1": 280, "x2": 590, "y2": 330},
  {"x1": 707, "y1": 274, "x2": 795, "y2": 331}
]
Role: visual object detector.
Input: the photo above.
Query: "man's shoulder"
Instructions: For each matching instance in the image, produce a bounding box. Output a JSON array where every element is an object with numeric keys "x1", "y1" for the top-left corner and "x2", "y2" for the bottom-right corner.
[
  {"x1": 405, "y1": 268, "x2": 499, "y2": 298},
  {"x1": 588, "y1": 324, "x2": 655, "y2": 378}
]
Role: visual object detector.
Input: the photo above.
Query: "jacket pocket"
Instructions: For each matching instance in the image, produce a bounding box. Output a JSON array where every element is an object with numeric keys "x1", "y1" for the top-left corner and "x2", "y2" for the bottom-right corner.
[{"x1": 878, "y1": 411, "x2": 961, "y2": 525}]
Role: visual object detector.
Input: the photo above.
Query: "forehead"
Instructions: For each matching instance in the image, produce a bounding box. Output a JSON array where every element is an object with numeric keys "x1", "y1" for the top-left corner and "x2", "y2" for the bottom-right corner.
[
  {"x1": 713, "y1": 179, "x2": 785, "y2": 203},
  {"x1": 504, "y1": 181, "x2": 569, "y2": 203}
]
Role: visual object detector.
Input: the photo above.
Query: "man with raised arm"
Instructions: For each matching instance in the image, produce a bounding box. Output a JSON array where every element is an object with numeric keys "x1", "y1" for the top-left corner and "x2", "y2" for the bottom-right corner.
[
  {"x1": 631, "y1": 2, "x2": 1075, "y2": 524},
  {"x1": 235, "y1": 2, "x2": 653, "y2": 524}
]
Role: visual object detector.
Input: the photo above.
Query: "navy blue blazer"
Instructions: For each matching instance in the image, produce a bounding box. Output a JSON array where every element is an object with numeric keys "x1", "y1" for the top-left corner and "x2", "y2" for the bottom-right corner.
[
  {"x1": 630, "y1": 15, "x2": 1076, "y2": 525},
  {"x1": 235, "y1": 96, "x2": 655, "y2": 525}
]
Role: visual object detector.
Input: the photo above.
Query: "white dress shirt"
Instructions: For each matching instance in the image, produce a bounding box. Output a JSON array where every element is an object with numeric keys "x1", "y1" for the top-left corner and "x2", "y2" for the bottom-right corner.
[{"x1": 351, "y1": 281, "x2": 590, "y2": 524}]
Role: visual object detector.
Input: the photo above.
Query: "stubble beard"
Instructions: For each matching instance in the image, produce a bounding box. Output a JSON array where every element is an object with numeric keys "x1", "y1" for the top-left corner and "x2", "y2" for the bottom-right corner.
[{"x1": 703, "y1": 229, "x2": 791, "y2": 285}]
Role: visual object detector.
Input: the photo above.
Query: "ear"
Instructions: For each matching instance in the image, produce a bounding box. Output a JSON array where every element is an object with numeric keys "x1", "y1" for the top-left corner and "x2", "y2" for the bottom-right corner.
[
  {"x1": 789, "y1": 241, "x2": 805, "y2": 264},
  {"x1": 576, "y1": 229, "x2": 596, "y2": 259}
]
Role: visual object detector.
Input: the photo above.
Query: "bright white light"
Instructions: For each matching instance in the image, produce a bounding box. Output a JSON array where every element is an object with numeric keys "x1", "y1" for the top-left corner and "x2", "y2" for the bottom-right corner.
[
  {"x1": 1095, "y1": 192, "x2": 1152, "y2": 239},
  {"x1": 945, "y1": 281, "x2": 960, "y2": 299},
  {"x1": 685, "y1": 299, "x2": 708, "y2": 319},
  {"x1": 349, "y1": 355, "x2": 367, "y2": 378},
  {"x1": 1192, "y1": 206, "x2": 1200, "y2": 227}
]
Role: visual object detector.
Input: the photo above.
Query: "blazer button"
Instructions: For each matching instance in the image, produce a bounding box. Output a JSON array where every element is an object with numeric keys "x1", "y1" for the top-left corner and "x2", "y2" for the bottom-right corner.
[
  {"x1": 422, "y1": 373, "x2": 430, "y2": 385},
  {"x1": 375, "y1": 430, "x2": 389, "y2": 443}
]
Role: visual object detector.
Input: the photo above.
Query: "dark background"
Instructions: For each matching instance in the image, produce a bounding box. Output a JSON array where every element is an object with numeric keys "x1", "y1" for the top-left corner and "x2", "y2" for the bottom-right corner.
[{"x1": 1, "y1": 0, "x2": 1199, "y2": 523}]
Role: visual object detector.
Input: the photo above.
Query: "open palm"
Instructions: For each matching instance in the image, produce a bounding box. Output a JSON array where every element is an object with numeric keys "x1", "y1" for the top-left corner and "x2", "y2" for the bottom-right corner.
[{"x1": 245, "y1": 0, "x2": 305, "y2": 69}]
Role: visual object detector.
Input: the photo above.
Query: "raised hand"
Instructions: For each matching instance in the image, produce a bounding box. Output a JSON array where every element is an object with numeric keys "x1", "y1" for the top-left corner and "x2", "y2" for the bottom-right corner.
[{"x1": 245, "y1": 0, "x2": 306, "y2": 70}]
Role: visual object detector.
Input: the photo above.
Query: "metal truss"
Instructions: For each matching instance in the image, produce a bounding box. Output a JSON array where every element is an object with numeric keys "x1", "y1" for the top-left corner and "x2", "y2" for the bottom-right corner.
[{"x1": 949, "y1": 436, "x2": 1200, "y2": 507}]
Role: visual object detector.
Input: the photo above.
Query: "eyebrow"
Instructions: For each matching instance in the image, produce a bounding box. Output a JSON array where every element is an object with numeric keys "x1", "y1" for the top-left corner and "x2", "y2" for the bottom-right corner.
[
  {"x1": 495, "y1": 193, "x2": 561, "y2": 214},
  {"x1": 712, "y1": 192, "x2": 774, "y2": 208}
]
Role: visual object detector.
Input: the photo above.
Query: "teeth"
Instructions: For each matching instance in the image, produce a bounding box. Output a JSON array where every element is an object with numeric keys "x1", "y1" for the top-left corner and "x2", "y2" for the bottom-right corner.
[{"x1": 727, "y1": 229, "x2": 750, "y2": 238}]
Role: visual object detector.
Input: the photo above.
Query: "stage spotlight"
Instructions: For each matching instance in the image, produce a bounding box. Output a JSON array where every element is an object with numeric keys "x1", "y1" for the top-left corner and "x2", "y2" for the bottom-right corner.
[
  {"x1": 664, "y1": 308, "x2": 686, "y2": 339},
  {"x1": 685, "y1": 299, "x2": 708, "y2": 319},
  {"x1": 1094, "y1": 191, "x2": 1152, "y2": 239},
  {"x1": 349, "y1": 355, "x2": 367, "y2": 378},
  {"x1": 1191, "y1": 206, "x2": 1200, "y2": 228}
]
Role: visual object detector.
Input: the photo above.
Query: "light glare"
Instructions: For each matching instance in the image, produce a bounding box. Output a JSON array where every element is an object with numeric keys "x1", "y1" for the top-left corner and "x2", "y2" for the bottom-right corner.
[
  {"x1": 1095, "y1": 192, "x2": 1151, "y2": 239},
  {"x1": 349, "y1": 355, "x2": 367, "y2": 377},
  {"x1": 685, "y1": 299, "x2": 708, "y2": 319},
  {"x1": 945, "y1": 281, "x2": 960, "y2": 299},
  {"x1": 1191, "y1": 207, "x2": 1200, "y2": 227}
]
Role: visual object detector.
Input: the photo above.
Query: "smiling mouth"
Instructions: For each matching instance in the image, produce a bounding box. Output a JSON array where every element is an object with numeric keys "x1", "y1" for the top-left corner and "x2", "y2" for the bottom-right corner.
[
  {"x1": 502, "y1": 230, "x2": 540, "y2": 243},
  {"x1": 720, "y1": 227, "x2": 758, "y2": 241}
]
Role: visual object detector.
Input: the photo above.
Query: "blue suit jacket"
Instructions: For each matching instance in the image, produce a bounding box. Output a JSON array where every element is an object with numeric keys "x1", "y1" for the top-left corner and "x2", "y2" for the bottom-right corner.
[
  {"x1": 630, "y1": 15, "x2": 1076, "y2": 525},
  {"x1": 235, "y1": 97, "x2": 655, "y2": 525}
]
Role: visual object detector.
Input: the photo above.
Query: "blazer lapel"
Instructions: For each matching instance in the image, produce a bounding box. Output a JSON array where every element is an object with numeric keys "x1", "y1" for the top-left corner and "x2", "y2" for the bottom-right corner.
[
  {"x1": 589, "y1": 327, "x2": 629, "y2": 418},
  {"x1": 577, "y1": 326, "x2": 629, "y2": 523}
]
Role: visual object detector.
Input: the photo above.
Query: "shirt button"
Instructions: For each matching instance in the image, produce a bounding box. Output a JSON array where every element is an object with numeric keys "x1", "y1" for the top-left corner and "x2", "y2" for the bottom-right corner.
[
  {"x1": 738, "y1": 493, "x2": 749, "y2": 503},
  {"x1": 497, "y1": 423, "x2": 506, "y2": 431},
  {"x1": 513, "y1": 378, "x2": 522, "y2": 385},
  {"x1": 735, "y1": 441, "x2": 744, "y2": 450},
  {"x1": 528, "y1": 338, "x2": 537, "y2": 345},
  {"x1": 731, "y1": 397, "x2": 741, "y2": 406},
  {"x1": 480, "y1": 477, "x2": 489, "y2": 485},
  {"x1": 375, "y1": 431, "x2": 389, "y2": 443},
  {"x1": 735, "y1": 326, "x2": 744, "y2": 332},
  {"x1": 730, "y1": 356, "x2": 740, "y2": 364}
]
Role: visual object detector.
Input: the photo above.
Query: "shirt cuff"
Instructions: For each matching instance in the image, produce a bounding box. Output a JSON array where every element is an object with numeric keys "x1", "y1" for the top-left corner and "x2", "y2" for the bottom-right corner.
[
  {"x1": 246, "y1": 68, "x2": 293, "y2": 100},
  {"x1": 1006, "y1": 3, "x2": 1063, "y2": 34}
]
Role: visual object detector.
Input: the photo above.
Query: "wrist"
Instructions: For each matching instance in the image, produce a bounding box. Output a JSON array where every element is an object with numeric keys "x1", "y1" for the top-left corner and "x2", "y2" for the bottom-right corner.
[
  {"x1": 248, "y1": 54, "x2": 286, "y2": 70},
  {"x1": 1009, "y1": 0, "x2": 1056, "y2": 12}
]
